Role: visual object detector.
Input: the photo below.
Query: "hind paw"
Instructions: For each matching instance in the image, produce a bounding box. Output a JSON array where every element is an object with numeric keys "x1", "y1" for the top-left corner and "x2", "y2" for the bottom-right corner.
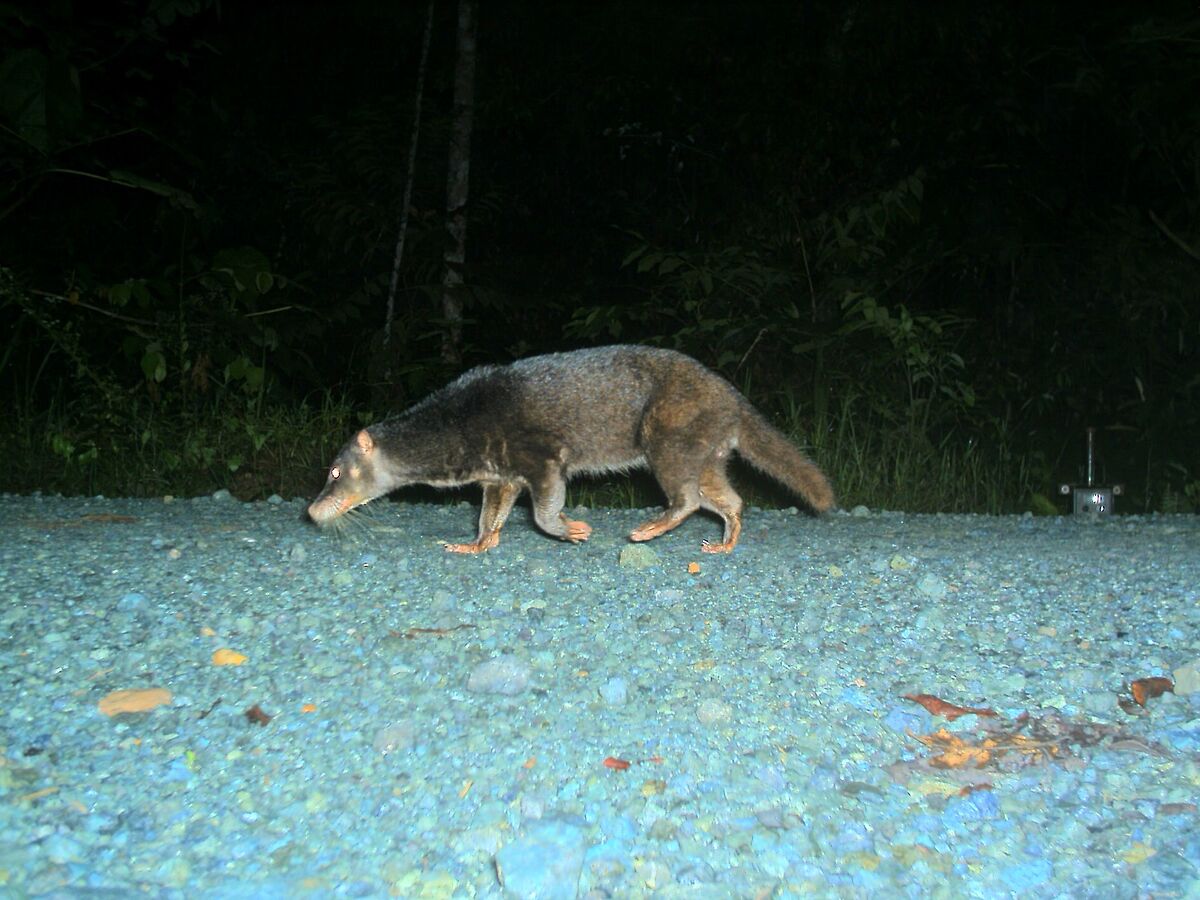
[{"x1": 442, "y1": 529, "x2": 501, "y2": 554}]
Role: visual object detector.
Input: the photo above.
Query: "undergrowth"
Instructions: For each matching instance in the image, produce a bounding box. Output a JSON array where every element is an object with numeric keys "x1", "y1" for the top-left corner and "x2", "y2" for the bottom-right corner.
[{"x1": 0, "y1": 382, "x2": 1041, "y2": 514}]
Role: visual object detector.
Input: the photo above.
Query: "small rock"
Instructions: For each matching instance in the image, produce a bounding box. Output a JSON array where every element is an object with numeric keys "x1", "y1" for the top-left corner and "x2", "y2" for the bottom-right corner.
[
  {"x1": 916, "y1": 574, "x2": 947, "y2": 599},
  {"x1": 1172, "y1": 660, "x2": 1200, "y2": 696},
  {"x1": 468, "y1": 655, "x2": 531, "y2": 695},
  {"x1": 1081, "y1": 691, "x2": 1119, "y2": 716},
  {"x1": 599, "y1": 677, "x2": 628, "y2": 707},
  {"x1": 696, "y1": 698, "x2": 734, "y2": 726},
  {"x1": 373, "y1": 721, "x2": 416, "y2": 754},
  {"x1": 494, "y1": 818, "x2": 586, "y2": 899},
  {"x1": 619, "y1": 545, "x2": 660, "y2": 569},
  {"x1": 117, "y1": 592, "x2": 147, "y2": 611}
]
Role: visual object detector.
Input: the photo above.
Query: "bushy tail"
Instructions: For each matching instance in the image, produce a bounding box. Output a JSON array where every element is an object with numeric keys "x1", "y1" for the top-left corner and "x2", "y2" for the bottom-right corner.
[{"x1": 737, "y1": 407, "x2": 835, "y2": 512}]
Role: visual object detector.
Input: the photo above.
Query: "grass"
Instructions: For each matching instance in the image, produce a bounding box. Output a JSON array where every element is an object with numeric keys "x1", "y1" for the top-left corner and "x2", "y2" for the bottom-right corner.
[{"x1": 0, "y1": 379, "x2": 1049, "y2": 514}]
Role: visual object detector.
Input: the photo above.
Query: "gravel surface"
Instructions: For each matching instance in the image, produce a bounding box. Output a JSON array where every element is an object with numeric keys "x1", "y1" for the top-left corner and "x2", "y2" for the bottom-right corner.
[{"x1": 1, "y1": 492, "x2": 1198, "y2": 898}]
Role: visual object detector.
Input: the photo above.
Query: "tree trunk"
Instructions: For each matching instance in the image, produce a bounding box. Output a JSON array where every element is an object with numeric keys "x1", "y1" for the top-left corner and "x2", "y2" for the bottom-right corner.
[
  {"x1": 383, "y1": 0, "x2": 437, "y2": 365},
  {"x1": 440, "y1": 0, "x2": 476, "y2": 366}
]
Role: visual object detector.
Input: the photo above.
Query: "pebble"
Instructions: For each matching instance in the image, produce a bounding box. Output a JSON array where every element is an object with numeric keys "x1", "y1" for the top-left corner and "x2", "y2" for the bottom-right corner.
[
  {"x1": 1172, "y1": 660, "x2": 1200, "y2": 695},
  {"x1": 618, "y1": 545, "x2": 660, "y2": 569},
  {"x1": 494, "y1": 818, "x2": 586, "y2": 899},
  {"x1": 695, "y1": 698, "x2": 733, "y2": 725},
  {"x1": 372, "y1": 721, "x2": 416, "y2": 754},
  {"x1": 467, "y1": 655, "x2": 532, "y2": 695},
  {"x1": 916, "y1": 573, "x2": 948, "y2": 599},
  {"x1": 599, "y1": 676, "x2": 628, "y2": 706}
]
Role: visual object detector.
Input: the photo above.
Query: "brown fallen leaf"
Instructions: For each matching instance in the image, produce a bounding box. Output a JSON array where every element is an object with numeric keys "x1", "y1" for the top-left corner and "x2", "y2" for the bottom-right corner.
[
  {"x1": 244, "y1": 704, "x2": 272, "y2": 726},
  {"x1": 98, "y1": 687, "x2": 173, "y2": 716},
  {"x1": 603, "y1": 756, "x2": 631, "y2": 770},
  {"x1": 910, "y1": 729, "x2": 993, "y2": 768},
  {"x1": 957, "y1": 782, "x2": 994, "y2": 796},
  {"x1": 1130, "y1": 676, "x2": 1173, "y2": 707},
  {"x1": 904, "y1": 693, "x2": 997, "y2": 720}
]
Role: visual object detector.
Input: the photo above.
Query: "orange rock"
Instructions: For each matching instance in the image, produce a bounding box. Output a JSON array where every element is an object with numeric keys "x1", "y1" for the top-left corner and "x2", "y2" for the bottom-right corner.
[{"x1": 98, "y1": 687, "x2": 173, "y2": 716}]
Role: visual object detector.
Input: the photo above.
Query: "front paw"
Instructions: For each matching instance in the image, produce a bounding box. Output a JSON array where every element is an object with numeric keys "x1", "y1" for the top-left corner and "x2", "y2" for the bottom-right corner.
[{"x1": 561, "y1": 518, "x2": 592, "y2": 543}]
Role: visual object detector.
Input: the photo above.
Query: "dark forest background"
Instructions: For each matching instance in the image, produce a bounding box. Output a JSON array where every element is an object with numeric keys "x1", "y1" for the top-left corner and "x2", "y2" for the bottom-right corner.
[{"x1": 1, "y1": 0, "x2": 1197, "y2": 513}]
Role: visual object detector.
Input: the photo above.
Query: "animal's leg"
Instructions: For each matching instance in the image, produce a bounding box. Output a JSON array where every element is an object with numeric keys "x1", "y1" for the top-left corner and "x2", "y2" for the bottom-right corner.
[
  {"x1": 696, "y1": 460, "x2": 743, "y2": 553},
  {"x1": 630, "y1": 458, "x2": 702, "y2": 543},
  {"x1": 528, "y1": 465, "x2": 591, "y2": 543},
  {"x1": 443, "y1": 481, "x2": 522, "y2": 553}
]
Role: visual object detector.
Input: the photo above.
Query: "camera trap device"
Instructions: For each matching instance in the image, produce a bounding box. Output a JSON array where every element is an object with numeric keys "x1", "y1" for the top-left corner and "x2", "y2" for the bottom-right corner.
[{"x1": 1059, "y1": 427, "x2": 1123, "y2": 515}]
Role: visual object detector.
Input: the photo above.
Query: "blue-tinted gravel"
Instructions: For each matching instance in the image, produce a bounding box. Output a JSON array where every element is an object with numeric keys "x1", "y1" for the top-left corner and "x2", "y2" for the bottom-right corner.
[{"x1": 1, "y1": 492, "x2": 1198, "y2": 898}]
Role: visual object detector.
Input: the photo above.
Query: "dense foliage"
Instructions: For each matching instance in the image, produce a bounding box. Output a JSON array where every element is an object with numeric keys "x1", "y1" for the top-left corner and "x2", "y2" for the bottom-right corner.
[{"x1": 1, "y1": 1, "x2": 1197, "y2": 511}]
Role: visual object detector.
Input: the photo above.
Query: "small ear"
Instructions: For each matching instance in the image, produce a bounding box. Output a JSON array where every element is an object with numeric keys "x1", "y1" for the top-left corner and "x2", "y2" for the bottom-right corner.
[{"x1": 355, "y1": 429, "x2": 375, "y2": 453}]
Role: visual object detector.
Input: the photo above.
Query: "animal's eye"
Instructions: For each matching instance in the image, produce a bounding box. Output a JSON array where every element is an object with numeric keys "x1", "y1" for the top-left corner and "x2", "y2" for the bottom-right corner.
[{"x1": 330, "y1": 466, "x2": 341, "y2": 480}]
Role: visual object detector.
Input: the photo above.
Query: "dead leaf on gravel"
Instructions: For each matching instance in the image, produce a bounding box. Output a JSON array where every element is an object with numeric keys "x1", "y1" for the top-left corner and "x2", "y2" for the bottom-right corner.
[
  {"x1": 909, "y1": 729, "x2": 996, "y2": 768},
  {"x1": 1129, "y1": 676, "x2": 1173, "y2": 707},
  {"x1": 896, "y1": 707, "x2": 1171, "y2": 782},
  {"x1": 244, "y1": 704, "x2": 272, "y2": 726},
  {"x1": 98, "y1": 687, "x2": 172, "y2": 716},
  {"x1": 904, "y1": 693, "x2": 997, "y2": 720}
]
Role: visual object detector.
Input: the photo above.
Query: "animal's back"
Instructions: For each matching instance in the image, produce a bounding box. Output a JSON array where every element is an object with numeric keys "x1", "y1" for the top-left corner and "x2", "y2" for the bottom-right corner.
[{"x1": 500, "y1": 345, "x2": 738, "y2": 474}]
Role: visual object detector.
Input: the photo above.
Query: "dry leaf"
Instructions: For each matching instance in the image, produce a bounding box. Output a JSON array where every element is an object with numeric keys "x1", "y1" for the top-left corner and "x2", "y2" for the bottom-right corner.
[
  {"x1": 244, "y1": 704, "x2": 271, "y2": 726},
  {"x1": 911, "y1": 729, "x2": 994, "y2": 768},
  {"x1": 98, "y1": 687, "x2": 172, "y2": 716},
  {"x1": 603, "y1": 756, "x2": 631, "y2": 770},
  {"x1": 212, "y1": 648, "x2": 247, "y2": 666},
  {"x1": 904, "y1": 693, "x2": 997, "y2": 720},
  {"x1": 1130, "y1": 677, "x2": 1173, "y2": 707}
]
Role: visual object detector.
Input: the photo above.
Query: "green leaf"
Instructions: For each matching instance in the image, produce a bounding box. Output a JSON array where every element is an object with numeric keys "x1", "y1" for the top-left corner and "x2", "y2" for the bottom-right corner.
[
  {"x1": 141, "y1": 343, "x2": 167, "y2": 383},
  {"x1": 212, "y1": 246, "x2": 273, "y2": 296},
  {"x1": 107, "y1": 170, "x2": 199, "y2": 211}
]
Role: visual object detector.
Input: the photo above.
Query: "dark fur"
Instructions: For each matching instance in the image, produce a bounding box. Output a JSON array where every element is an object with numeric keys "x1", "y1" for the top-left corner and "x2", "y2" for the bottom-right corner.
[{"x1": 308, "y1": 345, "x2": 834, "y2": 552}]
